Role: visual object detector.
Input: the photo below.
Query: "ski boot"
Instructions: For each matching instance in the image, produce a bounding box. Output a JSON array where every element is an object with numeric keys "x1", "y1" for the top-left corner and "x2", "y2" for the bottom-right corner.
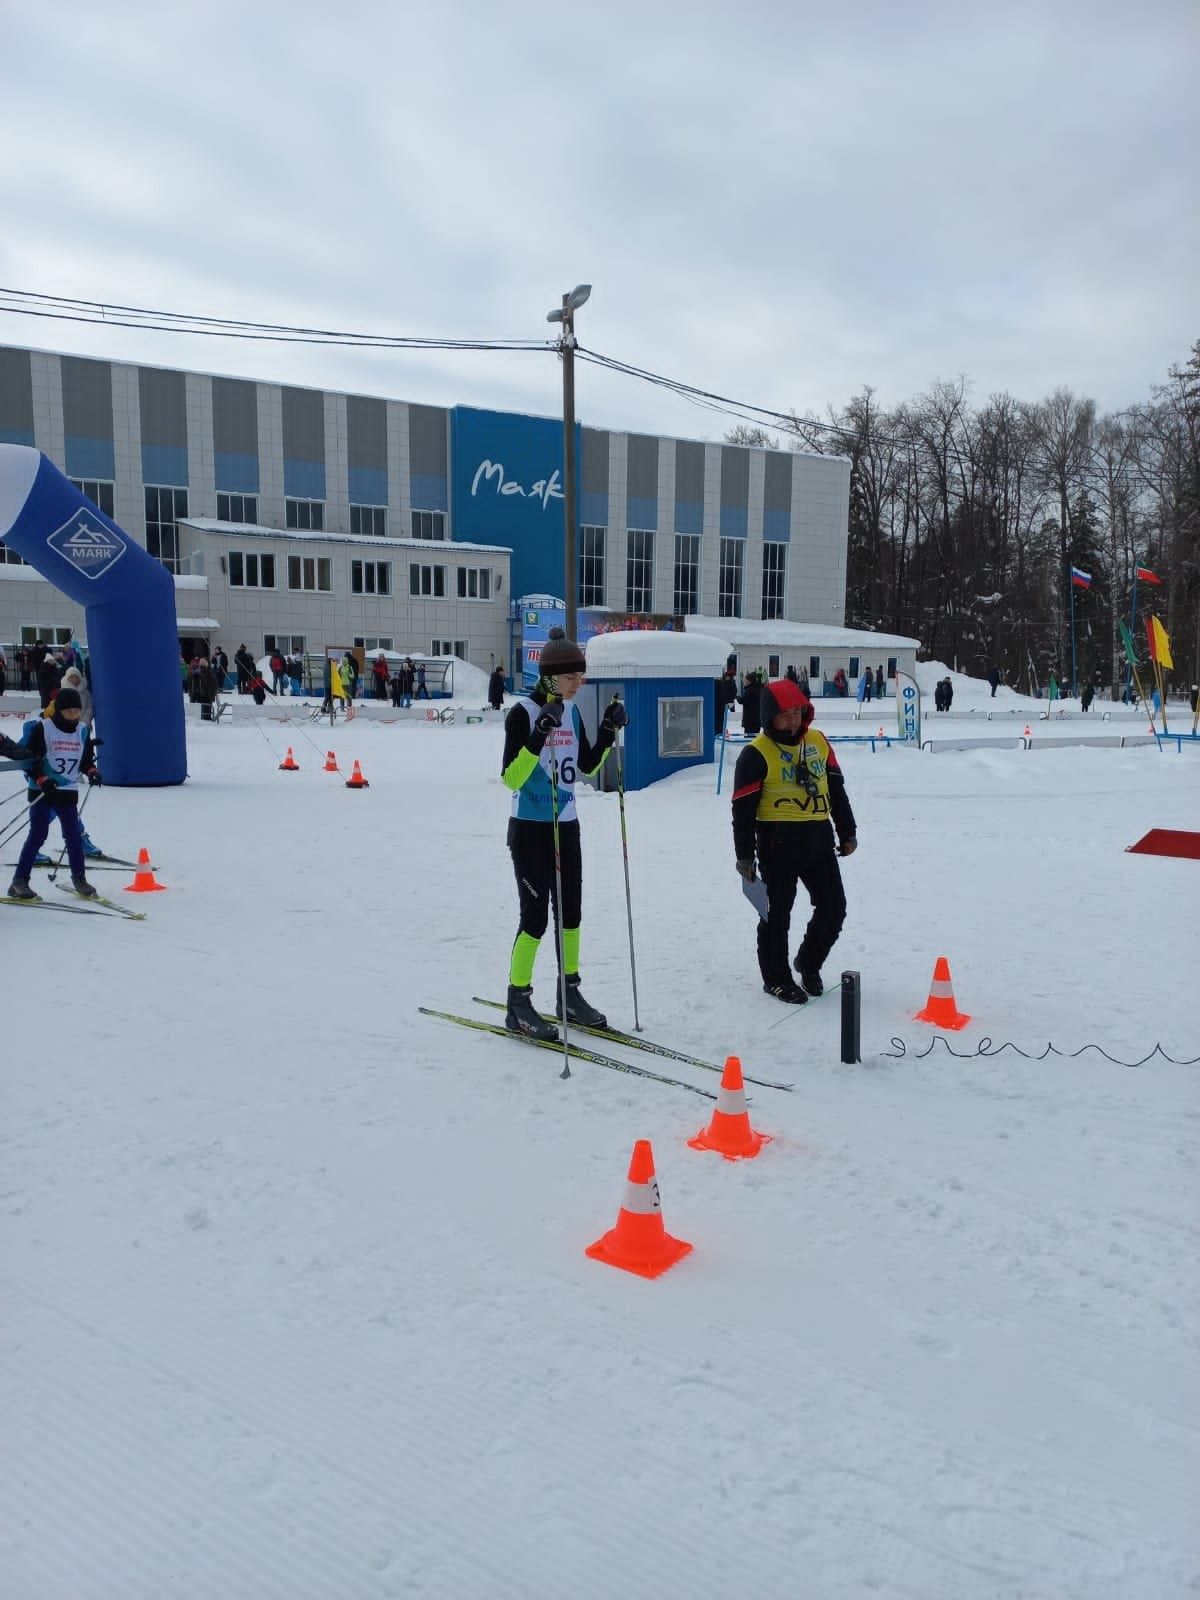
[
  {"x1": 763, "y1": 978, "x2": 808, "y2": 1005},
  {"x1": 71, "y1": 874, "x2": 99, "y2": 899},
  {"x1": 82, "y1": 832, "x2": 104, "y2": 859},
  {"x1": 554, "y1": 974, "x2": 608, "y2": 1029},
  {"x1": 505, "y1": 984, "x2": 559, "y2": 1042},
  {"x1": 33, "y1": 853, "x2": 53, "y2": 867},
  {"x1": 7, "y1": 878, "x2": 37, "y2": 900}
]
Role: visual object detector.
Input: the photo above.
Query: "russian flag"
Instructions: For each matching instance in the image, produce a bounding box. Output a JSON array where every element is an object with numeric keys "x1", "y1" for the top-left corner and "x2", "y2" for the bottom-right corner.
[{"x1": 1070, "y1": 566, "x2": 1092, "y2": 589}]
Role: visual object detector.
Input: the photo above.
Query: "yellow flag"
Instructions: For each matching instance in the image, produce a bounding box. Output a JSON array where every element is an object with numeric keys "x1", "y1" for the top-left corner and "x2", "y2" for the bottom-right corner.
[
  {"x1": 1148, "y1": 615, "x2": 1174, "y2": 670},
  {"x1": 329, "y1": 660, "x2": 344, "y2": 699}
]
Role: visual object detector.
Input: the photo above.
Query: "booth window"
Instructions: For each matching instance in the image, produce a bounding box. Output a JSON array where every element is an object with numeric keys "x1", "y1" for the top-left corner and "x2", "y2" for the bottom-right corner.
[
  {"x1": 673, "y1": 533, "x2": 699, "y2": 614},
  {"x1": 658, "y1": 697, "x2": 703, "y2": 759}
]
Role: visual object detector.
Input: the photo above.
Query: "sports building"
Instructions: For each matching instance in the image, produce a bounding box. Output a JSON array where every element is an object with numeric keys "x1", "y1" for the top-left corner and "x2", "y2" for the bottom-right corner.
[{"x1": 0, "y1": 343, "x2": 854, "y2": 676}]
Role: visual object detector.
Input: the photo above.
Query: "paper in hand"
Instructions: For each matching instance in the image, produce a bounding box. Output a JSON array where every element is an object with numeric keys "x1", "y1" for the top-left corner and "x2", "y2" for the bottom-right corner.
[{"x1": 741, "y1": 874, "x2": 769, "y2": 921}]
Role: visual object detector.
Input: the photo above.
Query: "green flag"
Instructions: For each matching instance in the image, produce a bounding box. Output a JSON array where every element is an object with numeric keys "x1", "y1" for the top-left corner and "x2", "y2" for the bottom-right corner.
[{"x1": 1118, "y1": 619, "x2": 1141, "y2": 667}]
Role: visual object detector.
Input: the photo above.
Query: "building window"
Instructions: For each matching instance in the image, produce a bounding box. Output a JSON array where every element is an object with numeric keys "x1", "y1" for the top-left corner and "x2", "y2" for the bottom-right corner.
[
  {"x1": 411, "y1": 510, "x2": 446, "y2": 540},
  {"x1": 216, "y1": 492, "x2": 257, "y2": 524},
  {"x1": 809, "y1": 655, "x2": 821, "y2": 680},
  {"x1": 351, "y1": 560, "x2": 391, "y2": 596},
  {"x1": 849, "y1": 656, "x2": 860, "y2": 679},
  {"x1": 70, "y1": 478, "x2": 115, "y2": 517},
  {"x1": 19, "y1": 624, "x2": 74, "y2": 646},
  {"x1": 768, "y1": 654, "x2": 780, "y2": 678},
  {"x1": 265, "y1": 634, "x2": 306, "y2": 654},
  {"x1": 146, "y1": 486, "x2": 188, "y2": 572},
  {"x1": 285, "y1": 498, "x2": 324, "y2": 531},
  {"x1": 353, "y1": 635, "x2": 393, "y2": 651},
  {"x1": 761, "y1": 542, "x2": 786, "y2": 620},
  {"x1": 350, "y1": 504, "x2": 387, "y2": 537},
  {"x1": 287, "y1": 555, "x2": 332, "y2": 592},
  {"x1": 409, "y1": 562, "x2": 446, "y2": 598},
  {"x1": 626, "y1": 529, "x2": 654, "y2": 613},
  {"x1": 673, "y1": 533, "x2": 699, "y2": 615},
  {"x1": 228, "y1": 551, "x2": 276, "y2": 588},
  {"x1": 456, "y1": 566, "x2": 492, "y2": 601},
  {"x1": 718, "y1": 537, "x2": 743, "y2": 618},
  {"x1": 579, "y1": 525, "x2": 606, "y2": 609},
  {"x1": 0, "y1": 542, "x2": 27, "y2": 566},
  {"x1": 432, "y1": 639, "x2": 469, "y2": 659}
]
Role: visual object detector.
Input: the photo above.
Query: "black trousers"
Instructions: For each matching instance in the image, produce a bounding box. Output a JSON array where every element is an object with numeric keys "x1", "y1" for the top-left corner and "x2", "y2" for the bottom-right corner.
[
  {"x1": 508, "y1": 816, "x2": 582, "y2": 940},
  {"x1": 755, "y1": 822, "x2": 847, "y2": 986}
]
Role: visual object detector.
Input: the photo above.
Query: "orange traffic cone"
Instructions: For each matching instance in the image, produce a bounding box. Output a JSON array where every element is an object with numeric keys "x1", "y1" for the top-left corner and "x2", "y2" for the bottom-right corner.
[
  {"x1": 123, "y1": 848, "x2": 167, "y2": 894},
  {"x1": 585, "y1": 1140, "x2": 692, "y2": 1280},
  {"x1": 345, "y1": 759, "x2": 369, "y2": 789},
  {"x1": 914, "y1": 956, "x2": 970, "y2": 1029},
  {"x1": 323, "y1": 750, "x2": 340, "y2": 773},
  {"x1": 279, "y1": 746, "x2": 300, "y2": 771},
  {"x1": 688, "y1": 1056, "x2": 769, "y2": 1160}
]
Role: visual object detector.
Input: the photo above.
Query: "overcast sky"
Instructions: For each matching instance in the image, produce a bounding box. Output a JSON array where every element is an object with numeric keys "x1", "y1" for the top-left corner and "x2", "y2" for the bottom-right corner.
[{"x1": 1, "y1": 0, "x2": 1196, "y2": 441}]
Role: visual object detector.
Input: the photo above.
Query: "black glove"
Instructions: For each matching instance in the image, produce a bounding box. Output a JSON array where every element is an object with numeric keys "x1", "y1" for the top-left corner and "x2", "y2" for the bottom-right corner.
[
  {"x1": 601, "y1": 699, "x2": 629, "y2": 733},
  {"x1": 35, "y1": 773, "x2": 59, "y2": 794},
  {"x1": 839, "y1": 836, "x2": 857, "y2": 857},
  {"x1": 734, "y1": 858, "x2": 757, "y2": 882},
  {"x1": 86, "y1": 767, "x2": 102, "y2": 786},
  {"x1": 533, "y1": 701, "x2": 565, "y2": 737},
  {"x1": 0, "y1": 734, "x2": 21, "y2": 759}
]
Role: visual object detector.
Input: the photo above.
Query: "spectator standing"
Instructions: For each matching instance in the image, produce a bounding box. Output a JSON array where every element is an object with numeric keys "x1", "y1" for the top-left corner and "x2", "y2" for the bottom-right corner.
[
  {"x1": 739, "y1": 669, "x2": 764, "y2": 736},
  {"x1": 875, "y1": 665, "x2": 884, "y2": 699},
  {"x1": 234, "y1": 644, "x2": 255, "y2": 694},
  {"x1": 731, "y1": 681, "x2": 857, "y2": 1004},
  {"x1": 488, "y1": 665, "x2": 506, "y2": 711},
  {"x1": 415, "y1": 663, "x2": 430, "y2": 700},
  {"x1": 714, "y1": 659, "x2": 739, "y2": 734},
  {"x1": 0, "y1": 643, "x2": 6, "y2": 697},
  {"x1": 396, "y1": 658, "x2": 415, "y2": 708},
  {"x1": 37, "y1": 651, "x2": 62, "y2": 709},
  {"x1": 988, "y1": 666, "x2": 1001, "y2": 697},
  {"x1": 371, "y1": 652, "x2": 390, "y2": 700},
  {"x1": 269, "y1": 648, "x2": 287, "y2": 694}
]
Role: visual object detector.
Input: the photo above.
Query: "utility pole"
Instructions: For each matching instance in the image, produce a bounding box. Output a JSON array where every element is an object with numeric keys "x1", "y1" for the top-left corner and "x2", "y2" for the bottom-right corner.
[{"x1": 547, "y1": 285, "x2": 591, "y2": 640}]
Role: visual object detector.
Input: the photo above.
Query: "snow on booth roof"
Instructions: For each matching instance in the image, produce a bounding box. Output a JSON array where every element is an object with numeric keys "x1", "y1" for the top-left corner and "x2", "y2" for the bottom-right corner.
[{"x1": 584, "y1": 628, "x2": 733, "y2": 679}]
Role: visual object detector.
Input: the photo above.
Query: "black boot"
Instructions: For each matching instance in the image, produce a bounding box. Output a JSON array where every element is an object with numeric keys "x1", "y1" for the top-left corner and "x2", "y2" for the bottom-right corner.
[
  {"x1": 792, "y1": 953, "x2": 824, "y2": 995},
  {"x1": 555, "y1": 975, "x2": 607, "y2": 1028},
  {"x1": 71, "y1": 874, "x2": 99, "y2": 899},
  {"x1": 7, "y1": 877, "x2": 37, "y2": 900},
  {"x1": 505, "y1": 984, "x2": 559, "y2": 1041},
  {"x1": 763, "y1": 978, "x2": 808, "y2": 1004}
]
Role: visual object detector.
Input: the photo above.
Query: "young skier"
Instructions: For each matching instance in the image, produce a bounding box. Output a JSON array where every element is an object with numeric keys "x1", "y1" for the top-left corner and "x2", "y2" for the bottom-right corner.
[
  {"x1": 500, "y1": 628, "x2": 628, "y2": 1039},
  {"x1": 6, "y1": 687, "x2": 102, "y2": 900},
  {"x1": 731, "y1": 679, "x2": 857, "y2": 1003}
]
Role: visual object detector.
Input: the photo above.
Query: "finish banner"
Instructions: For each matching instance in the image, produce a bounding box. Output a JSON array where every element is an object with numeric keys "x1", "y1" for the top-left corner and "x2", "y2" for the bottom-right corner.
[{"x1": 895, "y1": 670, "x2": 921, "y2": 743}]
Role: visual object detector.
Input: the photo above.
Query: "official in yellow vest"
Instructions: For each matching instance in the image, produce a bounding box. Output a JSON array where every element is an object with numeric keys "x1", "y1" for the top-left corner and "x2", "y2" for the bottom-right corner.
[{"x1": 731, "y1": 680, "x2": 857, "y2": 1004}]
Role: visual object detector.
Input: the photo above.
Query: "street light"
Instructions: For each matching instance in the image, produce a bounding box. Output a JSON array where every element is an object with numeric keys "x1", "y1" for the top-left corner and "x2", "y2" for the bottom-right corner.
[{"x1": 546, "y1": 284, "x2": 591, "y2": 639}]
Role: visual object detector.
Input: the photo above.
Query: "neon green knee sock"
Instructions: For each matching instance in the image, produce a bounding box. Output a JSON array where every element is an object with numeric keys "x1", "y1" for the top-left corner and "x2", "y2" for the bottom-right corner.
[
  {"x1": 509, "y1": 932, "x2": 541, "y2": 987},
  {"x1": 562, "y1": 926, "x2": 580, "y2": 977}
]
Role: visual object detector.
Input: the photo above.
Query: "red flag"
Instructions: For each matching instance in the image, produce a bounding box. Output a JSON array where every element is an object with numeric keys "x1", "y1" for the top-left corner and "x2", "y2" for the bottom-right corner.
[{"x1": 1136, "y1": 566, "x2": 1163, "y2": 586}]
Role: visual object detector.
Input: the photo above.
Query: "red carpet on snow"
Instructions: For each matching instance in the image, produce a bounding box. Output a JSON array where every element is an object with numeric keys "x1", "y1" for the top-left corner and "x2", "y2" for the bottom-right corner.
[{"x1": 1125, "y1": 829, "x2": 1200, "y2": 860}]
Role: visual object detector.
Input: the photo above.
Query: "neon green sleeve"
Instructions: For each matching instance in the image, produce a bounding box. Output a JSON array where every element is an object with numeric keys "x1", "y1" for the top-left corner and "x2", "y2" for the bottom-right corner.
[{"x1": 502, "y1": 746, "x2": 539, "y2": 791}]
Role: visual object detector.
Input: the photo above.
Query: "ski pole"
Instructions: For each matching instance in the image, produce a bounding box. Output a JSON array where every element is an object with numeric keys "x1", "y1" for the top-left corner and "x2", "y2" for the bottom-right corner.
[
  {"x1": 612, "y1": 700, "x2": 642, "y2": 1031},
  {"x1": 547, "y1": 731, "x2": 572, "y2": 1080},
  {"x1": 0, "y1": 790, "x2": 45, "y2": 856}
]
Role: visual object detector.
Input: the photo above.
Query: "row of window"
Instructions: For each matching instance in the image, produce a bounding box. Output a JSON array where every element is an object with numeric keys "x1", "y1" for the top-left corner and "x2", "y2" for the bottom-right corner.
[
  {"x1": 259, "y1": 634, "x2": 470, "y2": 659},
  {"x1": 579, "y1": 528, "x2": 786, "y2": 619},
  {"x1": 227, "y1": 550, "x2": 494, "y2": 601}
]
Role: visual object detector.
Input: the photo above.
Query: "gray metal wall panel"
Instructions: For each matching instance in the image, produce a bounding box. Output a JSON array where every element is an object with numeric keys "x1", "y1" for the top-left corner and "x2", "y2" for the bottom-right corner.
[
  {"x1": 63, "y1": 356, "x2": 114, "y2": 440},
  {"x1": 138, "y1": 365, "x2": 186, "y2": 446},
  {"x1": 625, "y1": 434, "x2": 658, "y2": 500},
  {"x1": 0, "y1": 347, "x2": 34, "y2": 436},
  {"x1": 347, "y1": 394, "x2": 387, "y2": 470},
  {"x1": 282, "y1": 386, "x2": 326, "y2": 462},
  {"x1": 212, "y1": 376, "x2": 258, "y2": 455},
  {"x1": 408, "y1": 404, "x2": 448, "y2": 475},
  {"x1": 720, "y1": 444, "x2": 750, "y2": 504},
  {"x1": 581, "y1": 428, "x2": 609, "y2": 493},
  {"x1": 763, "y1": 449, "x2": 793, "y2": 511},
  {"x1": 674, "y1": 439, "x2": 704, "y2": 501}
]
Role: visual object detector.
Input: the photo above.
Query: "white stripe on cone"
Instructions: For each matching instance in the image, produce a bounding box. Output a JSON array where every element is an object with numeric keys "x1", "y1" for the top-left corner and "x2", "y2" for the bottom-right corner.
[{"x1": 619, "y1": 1177, "x2": 662, "y2": 1216}]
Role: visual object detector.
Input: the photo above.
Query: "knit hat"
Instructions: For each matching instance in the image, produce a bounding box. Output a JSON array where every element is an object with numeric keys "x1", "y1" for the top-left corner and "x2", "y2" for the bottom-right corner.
[
  {"x1": 54, "y1": 687, "x2": 83, "y2": 712},
  {"x1": 538, "y1": 627, "x2": 586, "y2": 678},
  {"x1": 761, "y1": 678, "x2": 813, "y2": 727}
]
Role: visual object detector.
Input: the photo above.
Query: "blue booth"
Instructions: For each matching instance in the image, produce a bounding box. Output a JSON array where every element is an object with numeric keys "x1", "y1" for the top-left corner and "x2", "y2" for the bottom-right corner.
[{"x1": 582, "y1": 630, "x2": 732, "y2": 792}]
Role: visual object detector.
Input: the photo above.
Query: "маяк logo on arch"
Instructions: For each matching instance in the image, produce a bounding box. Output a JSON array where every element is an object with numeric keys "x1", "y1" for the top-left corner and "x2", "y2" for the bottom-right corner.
[{"x1": 47, "y1": 507, "x2": 127, "y2": 581}]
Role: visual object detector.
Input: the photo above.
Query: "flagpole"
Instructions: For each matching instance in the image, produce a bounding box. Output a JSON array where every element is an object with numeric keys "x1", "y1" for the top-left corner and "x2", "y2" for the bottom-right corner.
[
  {"x1": 1128, "y1": 570, "x2": 1139, "y2": 700},
  {"x1": 1070, "y1": 573, "x2": 1078, "y2": 699}
]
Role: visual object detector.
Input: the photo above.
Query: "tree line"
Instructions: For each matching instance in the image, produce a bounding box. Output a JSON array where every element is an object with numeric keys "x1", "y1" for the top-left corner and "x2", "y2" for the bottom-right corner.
[{"x1": 729, "y1": 340, "x2": 1199, "y2": 695}]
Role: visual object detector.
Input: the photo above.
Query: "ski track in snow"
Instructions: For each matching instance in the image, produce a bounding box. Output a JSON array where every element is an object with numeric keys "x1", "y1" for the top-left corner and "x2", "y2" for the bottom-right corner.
[{"x1": 1, "y1": 690, "x2": 1197, "y2": 1598}]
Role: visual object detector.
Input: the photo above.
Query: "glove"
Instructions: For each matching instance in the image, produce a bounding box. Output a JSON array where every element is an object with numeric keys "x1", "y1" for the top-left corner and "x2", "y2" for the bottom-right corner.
[
  {"x1": 735, "y1": 858, "x2": 757, "y2": 882},
  {"x1": 86, "y1": 768, "x2": 102, "y2": 786},
  {"x1": 839, "y1": 836, "x2": 858, "y2": 857},
  {"x1": 35, "y1": 773, "x2": 59, "y2": 793},
  {"x1": 601, "y1": 700, "x2": 629, "y2": 733},
  {"x1": 533, "y1": 701, "x2": 565, "y2": 736}
]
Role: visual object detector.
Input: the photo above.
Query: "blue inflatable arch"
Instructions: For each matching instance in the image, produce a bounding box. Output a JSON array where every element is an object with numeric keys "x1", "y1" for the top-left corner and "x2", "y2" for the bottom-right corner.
[{"x1": 0, "y1": 444, "x2": 186, "y2": 786}]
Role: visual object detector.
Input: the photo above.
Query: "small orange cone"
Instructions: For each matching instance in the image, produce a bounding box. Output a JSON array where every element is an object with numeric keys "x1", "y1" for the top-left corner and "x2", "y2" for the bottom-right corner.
[
  {"x1": 123, "y1": 848, "x2": 167, "y2": 894},
  {"x1": 345, "y1": 759, "x2": 369, "y2": 789},
  {"x1": 688, "y1": 1056, "x2": 769, "y2": 1160},
  {"x1": 585, "y1": 1140, "x2": 692, "y2": 1280},
  {"x1": 914, "y1": 956, "x2": 970, "y2": 1029},
  {"x1": 279, "y1": 747, "x2": 300, "y2": 771},
  {"x1": 323, "y1": 750, "x2": 340, "y2": 772}
]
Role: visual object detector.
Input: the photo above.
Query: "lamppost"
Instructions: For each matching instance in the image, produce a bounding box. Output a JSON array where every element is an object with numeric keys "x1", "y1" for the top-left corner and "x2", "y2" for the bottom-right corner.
[{"x1": 546, "y1": 284, "x2": 591, "y2": 640}]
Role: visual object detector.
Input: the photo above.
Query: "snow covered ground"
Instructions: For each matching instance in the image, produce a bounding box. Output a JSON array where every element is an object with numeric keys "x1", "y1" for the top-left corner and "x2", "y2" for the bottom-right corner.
[{"x1": 2, "y1": 668, "x2": 1197, "y2": 1599}]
